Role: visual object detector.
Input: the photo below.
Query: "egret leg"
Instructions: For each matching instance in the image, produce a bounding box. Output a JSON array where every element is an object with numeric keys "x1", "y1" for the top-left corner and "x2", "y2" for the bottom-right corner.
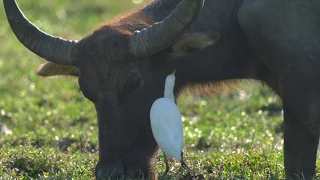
[
  {"x1": 163, "y1": 152, "x2": 170, "y2": 175},
  {"x1": 180, "y1": 151, "x2": 191, "y2": 171}
]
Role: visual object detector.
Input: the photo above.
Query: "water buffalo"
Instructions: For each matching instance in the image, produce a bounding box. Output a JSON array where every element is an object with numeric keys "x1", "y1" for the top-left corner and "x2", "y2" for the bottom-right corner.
[{"x1": 4, "y1": 0, "x2": 320, "y2": 179}]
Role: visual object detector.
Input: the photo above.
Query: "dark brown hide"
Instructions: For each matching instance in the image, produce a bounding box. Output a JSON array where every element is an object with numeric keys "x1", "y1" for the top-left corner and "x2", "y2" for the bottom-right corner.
[{"x1": 4, "y1": 0, "x2": 320, "y2": 179}]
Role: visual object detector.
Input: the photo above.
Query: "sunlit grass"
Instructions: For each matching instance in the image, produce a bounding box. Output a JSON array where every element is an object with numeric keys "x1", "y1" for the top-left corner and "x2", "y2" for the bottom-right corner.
[{"x1": 0, "y1": 0, "x2": 319, "y2": 179}]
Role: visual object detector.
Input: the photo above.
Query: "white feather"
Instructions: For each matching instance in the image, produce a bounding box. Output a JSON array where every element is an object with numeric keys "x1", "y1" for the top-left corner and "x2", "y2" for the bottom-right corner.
[{"x1": 150, "y1": 70, "x2": 184, "y2": 161}]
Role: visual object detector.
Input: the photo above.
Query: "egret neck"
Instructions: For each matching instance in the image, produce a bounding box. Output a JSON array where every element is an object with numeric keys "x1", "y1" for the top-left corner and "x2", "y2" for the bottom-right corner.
[{"x1": 164, "y1": 70, "x2": 176, "y2": 102}]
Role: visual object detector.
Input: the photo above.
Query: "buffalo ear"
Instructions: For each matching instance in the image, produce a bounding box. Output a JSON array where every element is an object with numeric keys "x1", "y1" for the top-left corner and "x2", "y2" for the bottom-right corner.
[
  {"x1": 169, "y1": 32, "x2": 220, "y2": 57},
  {"x1": 36, "y1": 62, "x2": 79, "y2": 77}
]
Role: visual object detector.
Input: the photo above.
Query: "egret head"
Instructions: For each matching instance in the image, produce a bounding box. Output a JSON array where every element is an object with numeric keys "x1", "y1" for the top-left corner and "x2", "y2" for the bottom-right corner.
[
  {"x1": 165, "y1": 69, "x2": 176, "y2": 87},
  {"x1": 163, "y1": 69, "x2": 177, "y2": 101}
]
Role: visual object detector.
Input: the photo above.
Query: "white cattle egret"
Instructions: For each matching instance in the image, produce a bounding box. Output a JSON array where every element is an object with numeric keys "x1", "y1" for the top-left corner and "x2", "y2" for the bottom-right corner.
[{"x1": 150, "y1": 69, "x2": 189, "y2": 174}]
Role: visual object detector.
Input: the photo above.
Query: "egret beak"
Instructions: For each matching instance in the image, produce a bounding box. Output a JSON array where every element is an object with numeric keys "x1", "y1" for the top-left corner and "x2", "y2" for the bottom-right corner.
[{"x1": 172, "y1": 69, "x2": 176, "y2": 75}]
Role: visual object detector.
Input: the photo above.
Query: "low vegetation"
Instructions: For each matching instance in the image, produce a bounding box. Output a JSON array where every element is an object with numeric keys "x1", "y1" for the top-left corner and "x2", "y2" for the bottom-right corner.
[{"x1": 0, "y1": 0, "x2": 319, "y2": 179}]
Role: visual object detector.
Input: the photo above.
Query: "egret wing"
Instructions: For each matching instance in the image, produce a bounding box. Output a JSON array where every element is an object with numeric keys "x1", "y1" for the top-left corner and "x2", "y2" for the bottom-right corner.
[{"x1": 150, "y1": 97, "x2": 184, "y2": 160}]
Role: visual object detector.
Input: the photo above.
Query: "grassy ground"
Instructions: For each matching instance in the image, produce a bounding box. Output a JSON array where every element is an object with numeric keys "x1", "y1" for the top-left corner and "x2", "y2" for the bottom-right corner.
[{"x1": 0, "y1": 0, "x2": 319, "y2": 179}]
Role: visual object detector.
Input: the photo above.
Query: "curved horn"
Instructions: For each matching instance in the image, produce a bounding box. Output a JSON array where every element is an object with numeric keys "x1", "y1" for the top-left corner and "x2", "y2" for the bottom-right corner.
[
  {"x1": 3, "y1": 0, "x2": 77, "y2": 65},
  {"x1": 129, "y1": 0, "x2": 205, "y2": 56}
]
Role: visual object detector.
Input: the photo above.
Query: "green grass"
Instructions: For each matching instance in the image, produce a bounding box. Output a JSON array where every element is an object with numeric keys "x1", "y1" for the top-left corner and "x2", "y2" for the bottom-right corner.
[{"x1": 0, "y1": 0, "x2": 319, "y2": 179}]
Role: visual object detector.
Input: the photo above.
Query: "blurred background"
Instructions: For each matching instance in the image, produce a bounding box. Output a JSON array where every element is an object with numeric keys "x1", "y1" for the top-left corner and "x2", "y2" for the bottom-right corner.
[{"x1": 0, "y1": 0, "x2": 291, "y2": 179}]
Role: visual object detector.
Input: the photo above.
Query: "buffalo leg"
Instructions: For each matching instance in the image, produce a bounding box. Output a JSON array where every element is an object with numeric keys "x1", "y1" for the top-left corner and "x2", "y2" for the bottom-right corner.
[
  {"x1": 238, "y1": 1, "x2": 320, "y2": 178},
  {"x1": 280, "y1": 81, "x2": 320, "y2": 179},
  {"x1": 283, "y1": 108, "x2": 319, "y2": 179}
]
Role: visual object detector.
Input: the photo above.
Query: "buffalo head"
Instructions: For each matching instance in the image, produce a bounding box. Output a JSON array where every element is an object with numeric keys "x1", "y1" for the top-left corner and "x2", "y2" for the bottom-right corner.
[{"x1": 4, "y1": 0, "x2": 219, "y2": 178}]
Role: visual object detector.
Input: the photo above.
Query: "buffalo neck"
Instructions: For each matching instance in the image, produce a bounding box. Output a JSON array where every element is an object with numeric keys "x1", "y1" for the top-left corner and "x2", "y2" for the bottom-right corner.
[{"x1": 141, "y1": 0, "x2": 263, "y2": 96}]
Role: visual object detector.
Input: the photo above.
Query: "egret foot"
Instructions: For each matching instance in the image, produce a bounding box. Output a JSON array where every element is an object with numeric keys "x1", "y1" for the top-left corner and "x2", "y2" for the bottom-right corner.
[
  {"x1": 180, "y1": 151, "x2": 191, "y2": 172},
  {"x1": 163, "y1": 152, "x2": 170, "y2": 175}
]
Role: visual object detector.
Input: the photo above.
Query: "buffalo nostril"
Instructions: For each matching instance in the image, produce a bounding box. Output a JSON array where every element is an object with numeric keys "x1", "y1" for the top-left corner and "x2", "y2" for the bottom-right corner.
[{"x1": 95, "y1": 162, "x2": 124, "y2": 179}]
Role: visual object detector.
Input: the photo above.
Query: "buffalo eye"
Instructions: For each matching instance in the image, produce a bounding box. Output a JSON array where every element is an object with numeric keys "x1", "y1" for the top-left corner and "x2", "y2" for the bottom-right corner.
[
  {"x1": 129, "y1": 76, "x2": 143, "y2": 90},
  {"x1": 118, "y1": 75, "x2": 143, "y2": 102}
]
